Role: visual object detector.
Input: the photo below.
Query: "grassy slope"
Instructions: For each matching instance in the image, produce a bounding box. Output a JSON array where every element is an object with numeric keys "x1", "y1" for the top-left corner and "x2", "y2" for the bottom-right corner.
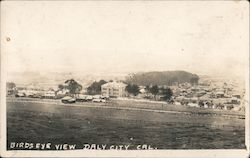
[{"x1": 7, "y1": 100, "x2": 245, "y2": 149}]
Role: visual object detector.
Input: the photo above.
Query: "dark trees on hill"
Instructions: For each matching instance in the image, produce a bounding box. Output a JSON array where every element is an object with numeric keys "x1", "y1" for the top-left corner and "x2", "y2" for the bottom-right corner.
[{"x1": 125, "y1": 71, "x2": 199, "y2": 86}]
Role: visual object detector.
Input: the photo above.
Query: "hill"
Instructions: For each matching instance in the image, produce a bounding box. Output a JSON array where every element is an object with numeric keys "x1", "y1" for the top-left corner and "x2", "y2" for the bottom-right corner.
[{"x1": 125, "y1": 71, "x2": 199, "y2": 86}]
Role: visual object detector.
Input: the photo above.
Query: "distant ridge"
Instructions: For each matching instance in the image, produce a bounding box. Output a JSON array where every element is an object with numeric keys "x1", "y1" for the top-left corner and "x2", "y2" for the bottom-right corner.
[{"x1": 125, "y1": 71, "x2": 199, "y2": 86}]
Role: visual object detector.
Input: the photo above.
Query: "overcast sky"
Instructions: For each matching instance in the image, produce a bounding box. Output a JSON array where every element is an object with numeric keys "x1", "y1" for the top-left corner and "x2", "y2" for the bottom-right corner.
[{"x1": 2, "y1": 1, "x2": 249, "y2": 79}]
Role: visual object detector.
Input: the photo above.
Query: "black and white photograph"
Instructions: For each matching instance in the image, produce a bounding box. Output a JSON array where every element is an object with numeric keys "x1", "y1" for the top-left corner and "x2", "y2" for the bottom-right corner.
[{"x1": 0, "y1": 1, "x2": 249, "y2": 157}]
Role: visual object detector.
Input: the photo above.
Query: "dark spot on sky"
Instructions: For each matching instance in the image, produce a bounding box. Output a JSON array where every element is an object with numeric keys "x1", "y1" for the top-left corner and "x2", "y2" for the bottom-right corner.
[{"x1": 6, "y1": 37, "x2": 11, "y2": 42}]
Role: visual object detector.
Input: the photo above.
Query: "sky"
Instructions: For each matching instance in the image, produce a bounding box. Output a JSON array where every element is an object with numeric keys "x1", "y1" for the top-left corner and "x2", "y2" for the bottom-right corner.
[{"x1": 2, "y1": 1, "x2": 249, "y2": 79}]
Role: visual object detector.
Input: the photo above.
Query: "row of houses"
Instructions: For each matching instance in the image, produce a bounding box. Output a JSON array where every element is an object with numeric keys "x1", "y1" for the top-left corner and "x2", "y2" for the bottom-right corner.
[
  {"x1": 11, "y1": 82, "x2": 127, "y2": 99},
  {"x1": 15, "y1": 89, "x2": 61, "y2": 99}
]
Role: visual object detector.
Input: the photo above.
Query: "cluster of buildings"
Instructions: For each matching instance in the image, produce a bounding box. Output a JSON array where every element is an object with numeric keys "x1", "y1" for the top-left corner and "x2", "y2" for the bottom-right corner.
[
  {"x1": 99, "y1": 80, "x2": 245, "y2": 112},
  {"x1": 7, "y1": 78, "x2": 245, "y2": 112},
  {"x1": 169, "y1": 81, "x2": 245, "y2": 111},
  {"x1": 8, "y1": 81, "x2": 128, "y2": 99},
  {"x1": 14, "y1": 89, "x2": 65, "y2": 99}
]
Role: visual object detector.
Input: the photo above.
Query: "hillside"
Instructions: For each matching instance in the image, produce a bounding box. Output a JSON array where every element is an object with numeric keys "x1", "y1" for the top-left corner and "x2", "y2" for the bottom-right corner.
[{"x1": 125, "y1": 71, "x2": 199, "y2": 86}]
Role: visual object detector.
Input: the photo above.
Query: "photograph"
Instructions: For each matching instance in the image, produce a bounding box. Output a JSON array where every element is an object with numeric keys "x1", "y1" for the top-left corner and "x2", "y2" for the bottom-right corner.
[{"x1": 1, "y1": 1, "x2": 249, "y2": 157}]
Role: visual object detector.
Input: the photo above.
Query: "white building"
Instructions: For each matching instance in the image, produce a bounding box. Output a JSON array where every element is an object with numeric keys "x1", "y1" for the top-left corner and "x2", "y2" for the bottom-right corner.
[
  {"x1": 101, "y1": 81, "x2": 127, "y2": 97},
  {"x1": 43, "y1": 90, "x2": 56, "y2": 99}
]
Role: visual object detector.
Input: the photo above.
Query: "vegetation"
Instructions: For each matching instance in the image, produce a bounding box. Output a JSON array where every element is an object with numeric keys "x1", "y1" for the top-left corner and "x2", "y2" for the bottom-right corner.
[
  {"x1": 144, "y1": 85, "x2": 173, "y2": 101},
  {"x1": 160, "y1": 87, "x2": 173, "y2": 101},
  {"x1": 87, "y1": 80, "x2": 107, "y2": 95},
  {"x1": 149, "y1": 85, "x2": 159, "y2": 100},
  {"x1": 58, "y1": 84, "x2": 65, "y2": 91},
  {"x1": 125, "y1": 84, "x2": 140, "y2": 96},
  {"x1": 6, "y1": 82, "x2": 17, "y2": 95},
  {"x1": 125, "y1": 71, "x2": 199, "y2": 86},
  {"x1": 7, "y1": 82, "x2": 16, "y2": 89},
  {"x1": 62, "y1": 79, "x2": 82, "y2": 96}
]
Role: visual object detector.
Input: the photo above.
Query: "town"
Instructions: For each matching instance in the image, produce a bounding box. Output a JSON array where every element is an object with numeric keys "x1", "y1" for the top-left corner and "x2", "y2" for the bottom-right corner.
[{"x1": 6, "y1": 72, "x2": 245, "y2": 113}]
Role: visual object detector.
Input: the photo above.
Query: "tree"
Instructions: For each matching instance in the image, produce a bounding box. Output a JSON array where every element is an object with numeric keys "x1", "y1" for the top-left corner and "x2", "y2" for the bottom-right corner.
[
  {"x1": 6, "y1": 82, "x2": 16, "y2": 95},
  {"x1": 58, "y1": 84, "x2": 64, "y2": 91},
  {"x1": 145, "y1": 85, "x2": 150, "y2": 92},
  {"x1": 149, "y1": 85, "x2": 159, "y2": 100},
  {"x1": 87, "y1": 80, "x2": 107, "y2": 95},
  {"x1": 64, "y1": 79, "x2": 82, "y2": 96},
  {"x1": 125, "y1": 84, "x2": 140, "y2": 96},
  {"x1": 7, "y1": 82, "x2": 16, "y2": 90},
  {"x1": 145, "y1": 85, "x2": 151, "y2": 97},
  {"x1": 161, "y1": 87, "x2": 173, "y2": 101}
]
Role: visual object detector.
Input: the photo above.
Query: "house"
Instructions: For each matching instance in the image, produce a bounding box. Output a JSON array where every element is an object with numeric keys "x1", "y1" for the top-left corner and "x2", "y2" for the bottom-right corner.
[
  {"x1": 224, "y1": 104, "x2": 234, "y2": 110},
  {"x1": 212, "y1": 104, "x2": 217, "y2": 109},
  {"x1": 231, "y1": 97, "x2": 240, "y2": 104},
  {"x1": 43, "y1": 90, "x2": 56, "y2": 99},
  {"x1": 139, "y1": 87, "x2": 146, "y2": 94},
  {"x1": 56, "y1": 89, "x2": 69, "y2": 98},
  {"x1": 232, "y1": 94, "x2": 241, "y2": 99},
  {"x1": 101, "y1": 81, "x2": 127, "y2": 97},
  {"x1": 174, "y1": 102, "x2": 181, "y2": 106},
  {"x1": 187, "y1": 102, "x2": 199, "y2": 108},
  {"x1": 215, "y1": 91, "x2": 224, "y2": 98}
]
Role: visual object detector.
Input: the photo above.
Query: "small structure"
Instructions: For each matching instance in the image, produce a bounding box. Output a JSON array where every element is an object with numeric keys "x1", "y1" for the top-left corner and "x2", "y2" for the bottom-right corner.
[
  {"x1": 215, "y1": 91, "x2": 224, "y2": 98},
  {"x1": 232, "y1": 94, "x2": 241, "y2": 99},
  {"x1": 43, "y1": 90, "x2": 56, "y2": 99},
  {"x1": 56, "y1": 89, "x2": 69, "y2": 99},
  {"x1": 231, "y1": 97, "x2": 240, "y2": 104},
  {"x1": 187, "y1": 102, "x2": 199, "y2": 108}
]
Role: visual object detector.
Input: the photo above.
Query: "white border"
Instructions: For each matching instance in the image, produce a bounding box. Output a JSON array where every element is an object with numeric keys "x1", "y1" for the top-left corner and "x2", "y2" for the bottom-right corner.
[{"x1": 0, "y1": 1, "x2": 249, "y2": 158}]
